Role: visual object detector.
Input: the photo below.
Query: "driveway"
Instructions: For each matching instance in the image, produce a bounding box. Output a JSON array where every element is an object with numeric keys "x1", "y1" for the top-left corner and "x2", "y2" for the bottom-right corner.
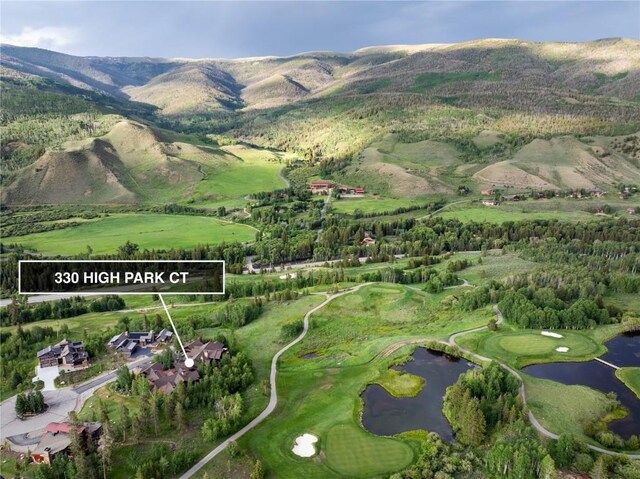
[
  {"x1": 1, "y1": 354, "x2": 155, "y2": 445},
  {"x1": 1, "y1": 389, "x2": 79, "y2": 442},
  {"x1": 33, "y1": 365, "x2": 60, "y2": 391}
]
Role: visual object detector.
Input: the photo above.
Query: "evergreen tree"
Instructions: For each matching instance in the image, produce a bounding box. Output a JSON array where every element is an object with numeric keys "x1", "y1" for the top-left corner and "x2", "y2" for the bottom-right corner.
[
  {"x1": 176, "y1": 402, "x2": 187, "y2": 432},
  {"x1": 459, "y1": 396, "x2": 486, "y2": 446},
  {"x1": 590, "y1": 456, "x2": 608, "y2": 479},
  {"x1": 251, "y1": 459, "x2": 264, "y2": 479},
  {"x1": 97, "y1": 426, "x2": 114, "y2": 479}
]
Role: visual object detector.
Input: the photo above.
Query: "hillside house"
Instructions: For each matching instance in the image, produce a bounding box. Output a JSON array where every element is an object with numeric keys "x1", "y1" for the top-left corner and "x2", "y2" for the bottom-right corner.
[
  {"x1": 31, "y1": 422, "x2": 102, "y2": 465},
  {"x1": 482, "y1": 200, "x2": 499, "y2": 207},
  {"x1": 37, "y1": 340, "x2": 88, "y2": 369},
  {"x1": 590, "y1": 189, "x2": 605, "y2": 198},
  {"x1": 481, "y1": 189, "x2": 495, "y2": 196},
  {"x1": 627, "y1": 207, "x2": 637, "y2": 215},
  {"x1": 309, "y1": 181, "x2": 334, "y2": 194}
]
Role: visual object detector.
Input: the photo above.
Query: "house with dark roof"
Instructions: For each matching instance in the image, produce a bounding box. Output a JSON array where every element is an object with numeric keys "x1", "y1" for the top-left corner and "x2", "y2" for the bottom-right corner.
[
  {"x1": 184, "y1": 340, "x2": 228, "y2": 364},
  {"x1": 37, "y1": 340, "x2": 88, "y2": 369},
  {"x1": 107, "y1": 329, "x2": 174, "y2": 357}
]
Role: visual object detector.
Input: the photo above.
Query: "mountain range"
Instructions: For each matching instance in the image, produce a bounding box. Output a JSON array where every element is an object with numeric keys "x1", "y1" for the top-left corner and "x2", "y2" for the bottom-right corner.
[{"x1": 1, "y1": 38, "x2": 639, "y2": 206}]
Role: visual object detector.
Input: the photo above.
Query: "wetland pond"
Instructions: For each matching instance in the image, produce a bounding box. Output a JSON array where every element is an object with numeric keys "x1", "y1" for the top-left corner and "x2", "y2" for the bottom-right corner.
[
  {"x1": 523, "y1": 332, "x2": 640, "y2": 439},
  {"x1": 361, "y1": 348, "x2": 475, "y2": 440}
]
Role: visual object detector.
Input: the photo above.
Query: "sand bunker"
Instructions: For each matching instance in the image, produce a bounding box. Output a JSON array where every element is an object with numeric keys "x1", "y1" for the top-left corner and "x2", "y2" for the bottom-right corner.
[
  {"x1": 292, "y1": 434, "x2": 318, "y2": 457},
  {"x1": 541, "y1": 331, "x2": 563, "y2": 338},
  {"x1": 555, "y1": 347, "x2": 569, "y2": 353}
]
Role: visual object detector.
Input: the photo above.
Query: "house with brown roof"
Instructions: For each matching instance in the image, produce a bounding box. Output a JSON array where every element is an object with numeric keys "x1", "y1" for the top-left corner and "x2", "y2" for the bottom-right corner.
[
  {"x1": 140, "y1": 360, "x2": 200, "y2": 394},
  {"x1": 309, "y1": 181, "x2": 334, "y2": 194},
  {"x1": 184, "y1": 340, "x2": 228, "y2": 364},
  {"x1": 31, "y1": 422, "x2": 102, "y2": 465}
]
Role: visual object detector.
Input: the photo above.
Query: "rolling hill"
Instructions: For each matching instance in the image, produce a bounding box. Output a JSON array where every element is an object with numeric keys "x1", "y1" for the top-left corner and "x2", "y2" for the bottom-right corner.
[
  {"x1": 2, "y1": 38, "x2": 640, "y2": 206},
  {"x1": 1, "y1": 120, "x2": 287, "y2": 206}
]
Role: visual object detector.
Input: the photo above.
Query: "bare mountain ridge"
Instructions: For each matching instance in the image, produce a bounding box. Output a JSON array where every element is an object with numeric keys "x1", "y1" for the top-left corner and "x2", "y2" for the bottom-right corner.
[{"x1": 2, "y1": 38, "x2": 639, "y2": 114}]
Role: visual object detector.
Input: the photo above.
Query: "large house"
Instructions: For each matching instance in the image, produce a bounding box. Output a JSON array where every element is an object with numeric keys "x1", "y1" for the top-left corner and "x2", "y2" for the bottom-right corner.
[
  {"x1": 309, "y1": 180, "x2": 334, "y2": 193},
  {"x1": 107, "y1": 328, "x2": 174, "y2": 357},
  {"x1": 184, "y1": 340, "x2": 228, "y2": 364},
  {"x1": 309, "y1": 181, "x2": 365, "y2": 196},
  {"x1": 31, "y1": 422, "x2": 102, "y2": 465},
  {"x1": 37, "y1": 340, "x2": 88, "y2": 369},
  {"x1": 140, "y1": 360, "x2": 200, "y2": 394}
]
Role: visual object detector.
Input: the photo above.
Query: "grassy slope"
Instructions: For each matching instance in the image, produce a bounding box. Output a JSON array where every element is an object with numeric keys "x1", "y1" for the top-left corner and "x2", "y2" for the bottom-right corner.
[
  {"x1": 524, "y1": 375, "x2": 619, "y2": 442},
  {"x1": 3, "y1": 214, "x2": 256, "y2": 255},
  {"x1": 616, "y1": 368, "x2": 640, "y2": 399},
  {"x1": 183, "y1": 144, "x2": 291, "y2": 209}
]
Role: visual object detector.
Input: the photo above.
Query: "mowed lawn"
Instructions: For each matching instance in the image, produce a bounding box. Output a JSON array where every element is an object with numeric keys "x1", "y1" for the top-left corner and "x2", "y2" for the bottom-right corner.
[
  {"x1": 3, "y1": 214, "x2": 256, "y2": 255},
  {"x1": 331, "y1": 196, "x2": 433, "y2": 214},
  {"x1": 438, "y1": 205, "x2": 596, "y2": 223},
  {"x1": 325, "y1": 423, "x2": 413, "y2": 477},
  {"x1": 186, "y1": 144, "x2": 290, "y2": 208},
  {"x1": 617, "y1": 368, "x2": 640, "y2": 399},
  {"x1": 456, "y1": 329, "x2": 604, "y2": 368}
]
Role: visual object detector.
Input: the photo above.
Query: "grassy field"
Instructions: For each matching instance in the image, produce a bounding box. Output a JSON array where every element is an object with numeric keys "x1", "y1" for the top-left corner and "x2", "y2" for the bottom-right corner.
[
  {"x1": 524, "y1": 375, "x2": 619, "y2": 442},
  {"x1": 437, "y1": 205, "x2": 596, "y2": 223},
  {"x1": 455, "y1": 328, "x2": 605, "y2": 368},
  {"x1": 184, "y1": 144, "x2": 290, "y2": 209},
  {"x1": 617, "y1": 368, "x2": 640, "y2": 399},
  {"x1": 3, "y1": 213, "x2": 256, "y2": 255},
  {"x1": 331, "y1": 196, "x2": 434, "y2": 214}
]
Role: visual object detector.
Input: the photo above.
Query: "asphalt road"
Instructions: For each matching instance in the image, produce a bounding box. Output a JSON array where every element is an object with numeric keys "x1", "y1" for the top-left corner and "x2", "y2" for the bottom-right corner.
[{"x1": 1, "y1": 354, "x2": 155, "y2": 444}]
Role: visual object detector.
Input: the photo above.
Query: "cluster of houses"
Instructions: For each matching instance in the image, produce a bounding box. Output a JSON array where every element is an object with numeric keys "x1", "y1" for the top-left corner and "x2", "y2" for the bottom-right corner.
[
  {"x1": 30, "y1": 421, "x2": 102, "y2": 465},
  {"x1": 107, "y1": 329, "x2": 174, "y2": 357},
  {"x1": 137, "y1": 340, "x2": 229, "y2": 394},
  {"x1": 309, "y1": 180, "x2": 365, "y2": 196},
  {"x1": 37, "y1": 340, "x2": 89, "y2": 370}
]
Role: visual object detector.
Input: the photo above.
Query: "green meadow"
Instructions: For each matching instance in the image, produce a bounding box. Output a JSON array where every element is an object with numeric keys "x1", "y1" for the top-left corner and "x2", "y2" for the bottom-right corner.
[
  {"x1": 184, "y1": 144, "x2": 290, "y2": 209},
  {"x1": 437, "y1": 205, "x2": 596, "y2": 223},
  {"x1": 3, "y1": 213, "x2": 256, "y2": 255}
]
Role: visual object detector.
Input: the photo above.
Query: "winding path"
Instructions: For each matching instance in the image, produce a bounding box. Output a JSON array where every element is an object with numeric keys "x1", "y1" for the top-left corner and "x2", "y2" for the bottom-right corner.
[
  {"x1": 416, "y1": 199, "x2": 473, "y2": 220},
  {"x1": 278, "y1": 167, "x2": 291, "y2": 188},
  {"x1": 178, "y1": 283, "x2": 372, "y2": 479},
  {"x1": 180, "y1": 286, "x2": 638, "y2": 477}
]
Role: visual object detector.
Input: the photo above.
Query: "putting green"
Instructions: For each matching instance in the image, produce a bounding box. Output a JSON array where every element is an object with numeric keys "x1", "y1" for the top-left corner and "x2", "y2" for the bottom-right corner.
[
  {"x1": 469, "y1": 330, "x2": 603, "y2": 368},
  {"x1": 498, "y1": 335, "x2": 560, "y2": 355},
  {"x1": 324, "y1": 423, "x2": 413, "y2": 477}
]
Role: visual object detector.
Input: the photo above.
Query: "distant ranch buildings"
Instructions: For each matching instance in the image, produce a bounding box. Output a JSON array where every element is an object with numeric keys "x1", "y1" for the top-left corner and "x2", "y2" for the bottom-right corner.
[{"x1": 309, "y1": 181, "x2": 365, "y2": 196}]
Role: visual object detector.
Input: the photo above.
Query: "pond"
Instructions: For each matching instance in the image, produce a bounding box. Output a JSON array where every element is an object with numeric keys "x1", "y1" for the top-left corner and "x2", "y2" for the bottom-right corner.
[
  {"x1": 361, "y1": 348, "x2": 475, "y2": 440},
  {"x1": 523, "y1": 332, "x2": 640, "y2": 439},
  {"x1": 600, "y1": 331, "x2": 640, "y2": 368}
]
